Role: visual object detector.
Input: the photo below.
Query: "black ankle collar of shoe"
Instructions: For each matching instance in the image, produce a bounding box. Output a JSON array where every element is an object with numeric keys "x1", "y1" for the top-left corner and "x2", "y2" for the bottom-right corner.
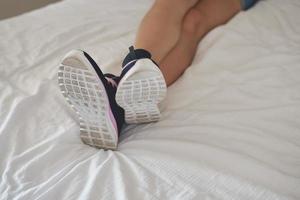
[{"x1": 122, "y1": 46, "x2": 152, "y2": 67}]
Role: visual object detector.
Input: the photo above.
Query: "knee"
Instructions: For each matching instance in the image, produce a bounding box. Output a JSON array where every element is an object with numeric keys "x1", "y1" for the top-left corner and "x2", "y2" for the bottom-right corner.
[
  {"x1": 182, "y1": 8, "x2": 208, "y2": 39},
  {"x1": 155, "y1": 0, "x2": 198, "y2": 13}
]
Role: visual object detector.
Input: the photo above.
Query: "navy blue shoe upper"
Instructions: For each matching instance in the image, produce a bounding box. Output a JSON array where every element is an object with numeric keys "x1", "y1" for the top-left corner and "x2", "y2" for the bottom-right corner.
[
  {"x1": 83, "y1": 52, "x2": 124, "y2": 135},
  {"x1": 120, "y1": 46, "x2": 159, "y2": 80}
]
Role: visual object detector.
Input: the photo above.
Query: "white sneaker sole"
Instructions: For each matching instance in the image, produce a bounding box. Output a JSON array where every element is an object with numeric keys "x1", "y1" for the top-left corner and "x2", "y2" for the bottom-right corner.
[
  {"x1": 116, "y1": 59, "x2": 167, "y2": 124},
  {"x1": 57, "y1": 50, "x2": 118, "y2": 150}
]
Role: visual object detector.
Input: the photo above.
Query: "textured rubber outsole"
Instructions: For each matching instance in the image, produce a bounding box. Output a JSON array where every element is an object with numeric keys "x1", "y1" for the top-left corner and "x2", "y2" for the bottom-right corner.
[
  {"x1": 57, "y1": 50, "x2": 118, "y2": 150},
  {"x1": 116, "y1": 59, "x2": 167, "y2": 124}
]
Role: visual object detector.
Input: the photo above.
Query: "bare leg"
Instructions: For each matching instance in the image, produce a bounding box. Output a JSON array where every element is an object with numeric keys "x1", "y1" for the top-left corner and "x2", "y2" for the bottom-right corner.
[
  {"x1": 134, "y1": 0, "x2": 242, "y2": 86},
  {"x1": 134, "y1": 0, "x2": 199, "y2": 63},
  {"x1": 160, "y1": 0, "x2": 242, "y2": 85}
]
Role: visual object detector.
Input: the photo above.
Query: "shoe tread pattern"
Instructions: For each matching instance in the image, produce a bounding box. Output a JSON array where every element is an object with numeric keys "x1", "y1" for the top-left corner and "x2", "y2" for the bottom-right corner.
[{"x1": 58, "y1": 64, "x2": 117, "y2": 150}]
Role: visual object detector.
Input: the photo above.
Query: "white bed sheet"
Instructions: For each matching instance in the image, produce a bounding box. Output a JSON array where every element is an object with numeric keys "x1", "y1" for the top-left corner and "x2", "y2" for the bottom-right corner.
[{"x1": 0, "y1": 0, "x2": 300, "y2": 199}]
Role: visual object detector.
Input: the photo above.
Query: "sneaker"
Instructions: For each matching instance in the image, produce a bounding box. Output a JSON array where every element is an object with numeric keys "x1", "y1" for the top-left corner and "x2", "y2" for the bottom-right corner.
[
  {"x1": 116, "y1": 46, "x2": 167, "y2": 124},
  {"x1": 57, "y1": 50, "x2": 124, "y2": 150}
]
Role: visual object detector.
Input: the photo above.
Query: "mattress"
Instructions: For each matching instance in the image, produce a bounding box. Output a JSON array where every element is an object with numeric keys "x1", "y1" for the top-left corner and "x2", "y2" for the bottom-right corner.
[{"x1": 0, "y1": 0, "x2": 300, "y2": 199}]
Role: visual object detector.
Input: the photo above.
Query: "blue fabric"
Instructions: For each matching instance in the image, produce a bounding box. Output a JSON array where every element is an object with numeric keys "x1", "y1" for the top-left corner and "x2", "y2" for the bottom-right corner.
[{"x1": 241, "y1": 0, "x2": 259, "y2": 10}]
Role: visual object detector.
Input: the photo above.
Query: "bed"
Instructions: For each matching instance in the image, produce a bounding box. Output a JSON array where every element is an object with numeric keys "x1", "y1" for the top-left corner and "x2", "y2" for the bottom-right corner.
[{"x1": 0, "y1": 0, "x2": 299, "y2": 199}]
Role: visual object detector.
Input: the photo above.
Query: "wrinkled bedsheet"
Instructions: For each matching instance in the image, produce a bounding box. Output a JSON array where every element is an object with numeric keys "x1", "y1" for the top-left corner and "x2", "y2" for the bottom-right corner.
[{"x1": 0, "y1": 0, "x2": 300, "y2": 199}]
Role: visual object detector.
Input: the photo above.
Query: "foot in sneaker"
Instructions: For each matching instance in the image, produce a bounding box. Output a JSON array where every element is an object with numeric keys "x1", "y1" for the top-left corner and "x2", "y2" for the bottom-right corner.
[
  {"x1": 57, "y1": 50, "x2": 124, "y2": 150},
  {"x1": 116, "y1": 46, "x2": 167, "y2": 124}
]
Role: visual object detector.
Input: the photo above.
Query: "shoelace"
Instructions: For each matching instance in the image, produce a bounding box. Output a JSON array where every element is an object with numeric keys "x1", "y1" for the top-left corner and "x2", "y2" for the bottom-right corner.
[
  {"x1": 105, "y1": 77, "x2": 118, "y2": 88},
  {"x1": 104, "y1": 73, "x2": 120, "y2": 89}
]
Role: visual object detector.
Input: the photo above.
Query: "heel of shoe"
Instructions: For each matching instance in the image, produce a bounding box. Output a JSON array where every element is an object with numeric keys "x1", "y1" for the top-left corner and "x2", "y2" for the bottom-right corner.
[
  {"x1": 116, "y1": 75, "x2": 166, "y2": 124},
  {"x1": 124, "y1": 102, "x2": 161, "y2": 124}
]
